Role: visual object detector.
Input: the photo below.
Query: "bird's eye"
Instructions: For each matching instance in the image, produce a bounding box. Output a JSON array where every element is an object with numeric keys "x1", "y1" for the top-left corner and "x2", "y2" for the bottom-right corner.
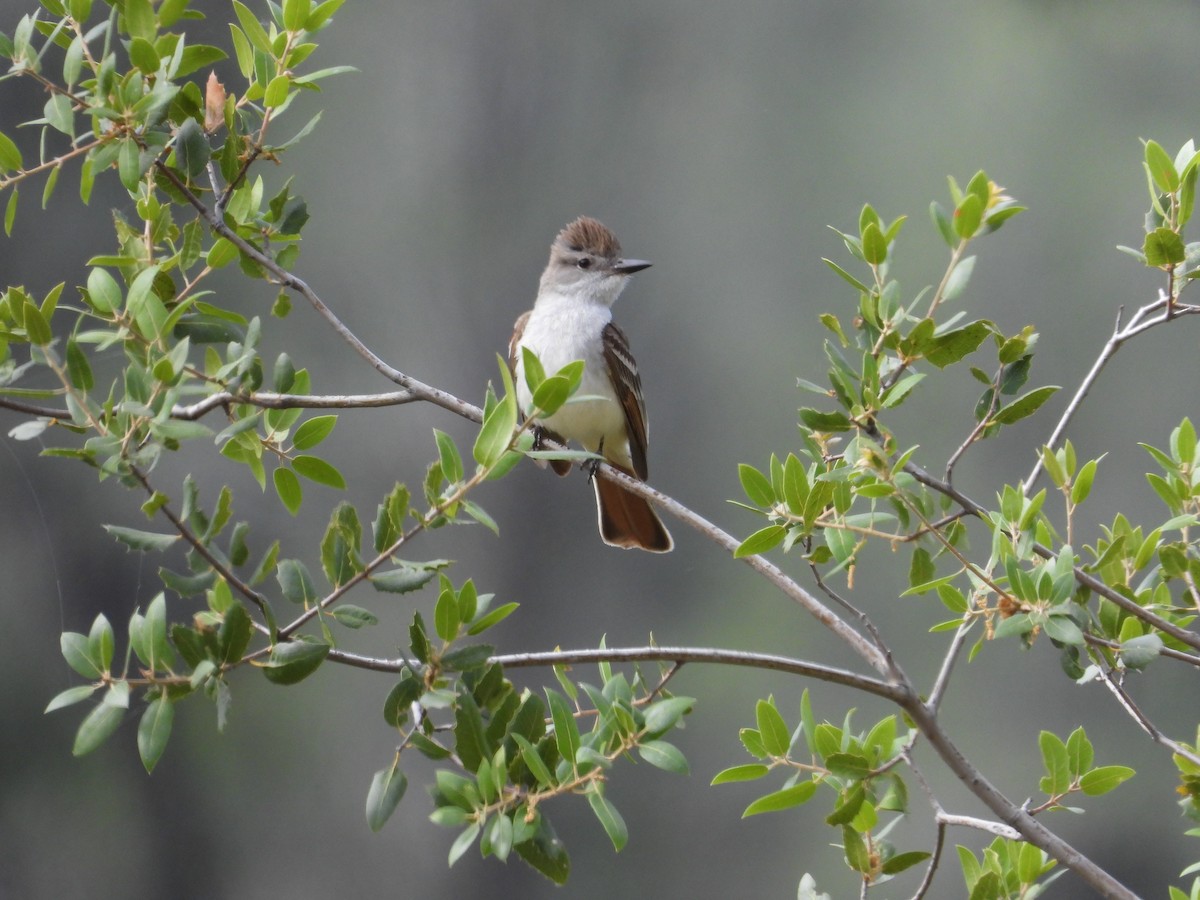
[{"x1": 577, "y1": 257, "x2": 592, "y2": 269}]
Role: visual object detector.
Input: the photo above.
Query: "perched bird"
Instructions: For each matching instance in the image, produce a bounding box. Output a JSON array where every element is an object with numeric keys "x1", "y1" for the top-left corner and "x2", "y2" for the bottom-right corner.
[{"x1": 509, "y1": 216, "x2": 673, "y2": 552}]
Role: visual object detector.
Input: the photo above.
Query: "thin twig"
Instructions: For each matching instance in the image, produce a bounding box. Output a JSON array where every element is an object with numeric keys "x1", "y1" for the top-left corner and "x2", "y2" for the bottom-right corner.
[
  {"x1": 1025, "y1": 292, "x2": 1200, "y2": 492},
  {"x1": 130, "y1": 466, "x2": 273, "y2": 631},
  {"x1": 927, "y1": 617, "x2": 974, "y2": 713},
  {"x1": 810, "y1": 564, "x2": 904, "y2": 682},
  {"x1": 936, "y1": 814, "x2": 1022, "y2": 840},
  {"x1": 910, "y1": 820, "x2": 945, "y2": 900},
  {"x1": 1090, "y1": 663, "x2": 1200, "y2": 768}
]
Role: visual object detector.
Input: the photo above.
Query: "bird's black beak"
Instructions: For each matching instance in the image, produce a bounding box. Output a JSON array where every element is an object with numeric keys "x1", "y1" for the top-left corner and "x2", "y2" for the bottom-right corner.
[{"x1": 613, "y1": 258, "x2": 652, "y2": 275}]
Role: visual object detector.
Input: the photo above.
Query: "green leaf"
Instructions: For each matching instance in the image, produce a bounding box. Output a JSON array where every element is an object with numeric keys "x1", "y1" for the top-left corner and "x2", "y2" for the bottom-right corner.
[
  {"x1": 330, "y1": 604, "x2": 378, "y2": 629},
  {"x1": 103, "y1": 524, "x2": 178, "y2": 552},
  {"x1": 798, "y1": 407, "x2": 852, "y2": 431},
  {"x1": 924, "y1": 321, "x2": 992, "y2": 368},
  {"x1": 232, "y1": 0, "x2": 274, "y2": 53},
  {"x1": 118, "y1": 138, "x2": 144, "y2": 192},
  {"x1": 65, "y1": 338, "x2": 93, "y2": 391},
  {"x1": 822, "y1": 258, "x2": 870, "y2": 293},
  {"x1": 515, "y1": 817, "x2": 570, "y2": 885},
  {"x1": 637, "y1": 739, "x2": 689, "y2": 774},
  {"x1": 1144, "y1": 227, "x2": 1186, "y2": 267},
  {"x1": 990, "y1": 386, "x2": 1059, "y2": 426},
  {"x1": 448, "y1": 823, "x2": 480, "y2": 867},
  {"x1": 642, "y1": 696, "x2": 695, "y2": 734},
  {"x1": 218, "y1": 602, "x2": 253, "y2": 665},
  {"x1": 1145, "y1": 139, "x2": 1180, "y2": 193},
  {"x1": 175, "y1": 44, "x2": 229, "y2": 78},
  {"x1": 742, "y1": 781, "x2": 817, "y2": 817},
  {"x1": 273, "y1": 466, "x2": 303, "y2": 515},
  {"x1": 0, "y1": 131, "x2": 22, "y2": 172},
  {"x1": 283, "y1": 0, "x2": 311, "y2": 30},
  {"x1": 738, "y1": 463, "x2": 775, "y2": 507},
  {"x1": 263, "y1": 74, "x2": 290, "y2": 108},
  {"x1": 207, "y1": 237, "x2": 238, "y2": 268},
  {"x1": 261, "y1": 639, "x2": 330, "y2": 684},
  {"x1": 1066, "y1": 726, "x2": 1094, "y2": 777},
  {"x1": 861, "y1": 221, "x2": 887, "y2": 265},
  {"x1": 734, "y1": 524, "x2": 786, "y2": 558},
  {"x1": 44, "y1": 94, "x2": 74, "y2": 136},
  {"x1": 1120, "y1": 633, "x2": 1163, "y2": 670},
  {"x1": 129, "y1": 37, "x2": 160, "y2": 73},
  {"x1": 440, "y1": 643, "x2": 495, "y2": 672},
  {"x1": 4, "y1": 188, "x2": 16, "y2": 235},
  {"x1": 320, "y1": 503, "x2": 362, "y2": 587},
  {"x1": 587, "y1": 789, "x2": 628, "y2": 851},
  {"x1": 276, "y1": 558, "x2": 319, "y2": 607},
  {"x1": 45, "y1": 685, "x2": 99, "y2": 713},
  {"x1": 434, "y1": 585, "x2": 461, "y2": 642},
  {"x1": 454, "y1": 693, "x2": 491, "y2": 772},
  {"x1": 123, "y1": 0, "x2": 156, "y2": 39},
  {"x1": 1079, "y1": 765, "x2": 1135, "y2": 796},
  {"x1": 433, "y1": 429, "x2": 464, "y2": 483},
  {"x1": 174, "y1": 117, "x2": 209, "y2": 179},
  {"x1": 293, "y1": 414, "x2": 337, "y2": 450},
  {"x1": 372, "y1": 565, "x2": 438, "y2": 594},
  {"x1": 126, "y1": 265, "x2": 169, "y2": 341},
  {"x1": 365, "y1": 761, "x2": 407, "y2": 832},
  {"x1": 881, "y1": 850, "x2": 931, "y2": 875},
  {"x1": 755, "y1": 699, "x2": 790, "y2": 757},
  {"x1": 60, "y1": 631, "x2": 101, "y2": 679},
  {"x1": 546, "y1": 689, "x2": 580, "y2": 770},
  {"x1": 953, "y1": 193, "x2": 983, "y2": 239},
  {"x1": 711, "y1": 763, "x2": 770, "y2": 785},
  {"x1": 1042, "y1": 609, "x2": 1084, "y2": 646},
  {"x1": 467, "y1": 601, "x2": 519, "y2": 635},
  {"x1": 1071, "y1": 458, "x2": 1097, "y2": 506},
  {"x1": 825, "y1": 752, "x2": 871, "y2": 779},
  {"x1": 137, "y1": 697, "x2": 174, "y2": 773},
  {"x1": 382, "y1": 675, "x2": 421, "y2": 727},
  {"x1": 1039, "y1": 731, "x2": 1070, "y2": 795},
  {"x1": 291, "y1": 455, "x2": 346, "y2": 489},
  {"x1": 22, "y1": 299, "x2": 51, "y2": 345},
  {"x1": 73, "y1": 702, "x2": 125, "y2": 756},
  {"x1": 531, "y1": 374, "x2": 574, "y2": 416},
  {"x1": 41, "y1": 164, "x2": 60, "y2": 208},
  {"x1": 474, "y1": 388, "x2": 519, "y2": 469}
]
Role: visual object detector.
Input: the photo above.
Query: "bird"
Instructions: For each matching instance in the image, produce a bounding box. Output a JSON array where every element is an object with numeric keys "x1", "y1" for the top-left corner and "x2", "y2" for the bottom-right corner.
[{"x1": 508, "y1": 216, "x2": 673, "y2": 552}]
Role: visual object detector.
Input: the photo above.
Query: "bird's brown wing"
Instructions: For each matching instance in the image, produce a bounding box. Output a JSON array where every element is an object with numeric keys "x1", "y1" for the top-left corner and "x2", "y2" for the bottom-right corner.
[
  {"x1": 601, "y1": 321, "x2": 649, "y2": 480},
  {"x1": 508, "y1": 310, "x2": 531, "y2": 375}
]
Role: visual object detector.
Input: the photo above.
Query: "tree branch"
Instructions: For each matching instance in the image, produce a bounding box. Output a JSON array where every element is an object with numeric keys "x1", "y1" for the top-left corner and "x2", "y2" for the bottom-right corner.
[{"x1": 325, "y1": 644, "x2": 907, "y2": 702}]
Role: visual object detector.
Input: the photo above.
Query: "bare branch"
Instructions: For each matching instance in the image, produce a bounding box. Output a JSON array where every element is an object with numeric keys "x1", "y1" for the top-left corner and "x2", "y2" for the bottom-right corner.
[
  {"x1": 927, "y1": 617, "x2": 974, "y2": 712},
  {"x1": 169, "y1": 389, "x2": 419, "y2": 420},
  {"x1": 326, "y1": 645, "x2": 907, "y2": 703},
  {"x1": 1025, "y1": 291, "x2": 1200, "y2": 492},
  {"x1": 0, "y1": 395, "x2": 66, "y2": 418},
  {"x1": 1090, "y1": 663, "x2": 1200, "y2": 769},
  {"x1": 936, "y1": 813, "x2": 1022, "y2": 841}
]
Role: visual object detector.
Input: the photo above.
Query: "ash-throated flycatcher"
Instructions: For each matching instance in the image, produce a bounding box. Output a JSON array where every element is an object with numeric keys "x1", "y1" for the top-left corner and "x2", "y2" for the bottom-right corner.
[{"x1": 509, "y1": 216, "x2": 673, "y2": 552}]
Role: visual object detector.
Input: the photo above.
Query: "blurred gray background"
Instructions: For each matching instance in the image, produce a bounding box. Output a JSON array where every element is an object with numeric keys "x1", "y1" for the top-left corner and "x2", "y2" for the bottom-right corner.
[{"x1": 2, "y1": 0, "x2": 1199, "y2": 896}]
